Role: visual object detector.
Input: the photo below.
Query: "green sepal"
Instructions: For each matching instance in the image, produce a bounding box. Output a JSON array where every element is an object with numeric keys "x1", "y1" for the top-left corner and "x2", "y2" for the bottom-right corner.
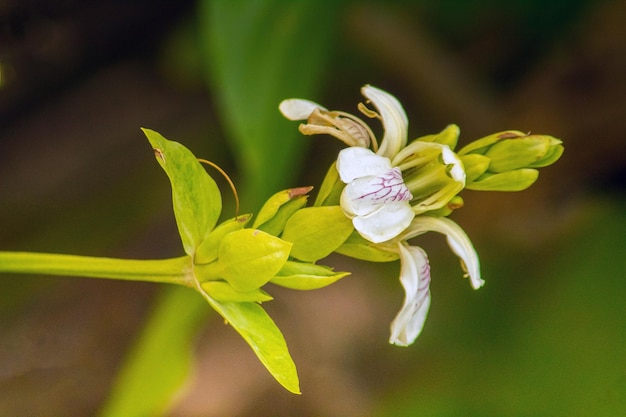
[
  {"x1": 270, "y1": 260, "x2": 350, "y2": 290},
  {"x1": 142, "y1": 128, "x2": 222, "y2": 255},
  {"x1": 254, "y1": 187, "x2": 312, "y2": 236},
  {"x1": 527, "y1": 136, "x2": 564, "y2": 168},
  {"x1": 203, "y1": 297, "x2": 300, "y2": 394},
  {"x1": 457, "y1": 130, "x2": 526, "y2": 156},
  {"x1": 218, "y1": 229, "x2": 292, "y2": 292},
  {"x1": 281, "y1": 206, "x2": 354, "y2": 262},
  {"x1": 334, "y1": 231, "x2": 400, "y2": 262},
  {"x1": 486, "y1": 135, "x2": 552, "y2": 173},
  {"x1": 314, "y1": 162, "x2": 344, "y2": 207},
  {"x1": 195, "y1": 214, "x2": 252, "y2": 264},
  {"x1": 460, "y1": 154, "x2": 490, "y2": 183},
  {"x1": 415, "y1": 124, "x2": 460, "y2": 150},
  {"x1": 467, "y1": 169, "x2": 539, "y2": 191},
  {"x1": 201, "y1": 281, "x2": 273, "y2": 302}
]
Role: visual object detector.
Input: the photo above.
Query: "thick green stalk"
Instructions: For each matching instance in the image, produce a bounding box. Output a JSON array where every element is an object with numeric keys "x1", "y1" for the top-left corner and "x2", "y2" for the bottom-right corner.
[{"x1": 0, "y1": 252, "x2": 194, "y2": 287}]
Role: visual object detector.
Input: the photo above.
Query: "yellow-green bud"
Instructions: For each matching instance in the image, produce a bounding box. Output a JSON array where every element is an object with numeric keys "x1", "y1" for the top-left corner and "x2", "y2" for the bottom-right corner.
[{"x1": 459, "y1": 131, "x2": 563, "y2": 191}]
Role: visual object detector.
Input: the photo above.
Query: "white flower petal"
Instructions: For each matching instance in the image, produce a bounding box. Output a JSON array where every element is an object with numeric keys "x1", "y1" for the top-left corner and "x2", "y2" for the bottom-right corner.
[
  {"x1": 362, "y1": 85, "x2": 408, "y2": 159},
  {"x1": 279, "y1": 98, "x2": 326, "y2": 121},
  {"x1": 351, "y1": 201, "x2": 415, "y2": 243},
  {"x1": 399, "y1": 216, "x2": 484, "y2": 289},
  {"x1": 390, "y1": 243, "x2": 432, "y2": 346},
  {"x1": 441, "y1": 145, "x2": 466, "y2": 184},
  {"x1": 336, "y1": 147, "x2": 392, "y2": 183}
]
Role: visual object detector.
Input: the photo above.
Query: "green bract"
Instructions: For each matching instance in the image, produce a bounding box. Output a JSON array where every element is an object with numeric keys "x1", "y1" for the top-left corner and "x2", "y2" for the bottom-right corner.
[
  {"x1": 271, "y1": 260, "x2": 350, "y2": 290},
  {"x1": 217, "y1": 229, "x2": 292, "y2": 292},
  {"x1": 282, "y1": 205, "x2": 354, "y2": 262},
  {"x1": 142, "y1": 128, "x2": 222, "y2": 255}
]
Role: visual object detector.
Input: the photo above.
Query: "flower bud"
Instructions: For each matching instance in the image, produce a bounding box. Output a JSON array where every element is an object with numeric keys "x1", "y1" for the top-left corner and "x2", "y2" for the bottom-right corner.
[
  {"x1": 197, "y1": 229, "x2": 291, "y2": 292},
  {"x1": 459, "y1": 131, "x2": 563, "y2": 191},
  {"x1": 254, "y1": 187, "x2": 312, "y2": 236}
]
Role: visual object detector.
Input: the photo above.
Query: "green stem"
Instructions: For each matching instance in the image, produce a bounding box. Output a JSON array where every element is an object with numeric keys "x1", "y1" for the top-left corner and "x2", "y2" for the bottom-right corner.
[{"x1": 0, "y1": 251, "x2": 194, "y2": 287}]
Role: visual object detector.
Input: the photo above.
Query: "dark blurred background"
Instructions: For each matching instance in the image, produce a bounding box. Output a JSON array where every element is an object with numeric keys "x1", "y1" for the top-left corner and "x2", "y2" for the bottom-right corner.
[{"x1": 1, "y1": 0, "x2": 625, "y2": 416}]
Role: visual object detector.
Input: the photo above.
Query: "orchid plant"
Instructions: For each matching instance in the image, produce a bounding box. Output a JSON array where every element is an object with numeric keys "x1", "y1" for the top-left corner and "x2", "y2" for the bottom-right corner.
[{"x1": 0, "y1": 85, "x2": 563, "y2": 393}]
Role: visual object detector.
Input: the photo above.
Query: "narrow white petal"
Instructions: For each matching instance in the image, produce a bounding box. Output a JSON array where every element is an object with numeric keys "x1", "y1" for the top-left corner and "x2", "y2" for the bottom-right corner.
[
  {"x1": 390, "y1": 243, "x2": 432, "y2": 346},
  {"x1": 336, "y1": 147, "x2": 392, "y2": 183},
  {"x1": 362, "y1": 85, "x2": 408, "y2": 159},
  {"x1": 351, "y1": 201, "x2": 415, "y2": 243},
  {"x1": 400, "y1": 216, "x2": 484, "y2": 289},
  {"x1": 279, "y1": 98, "x2": 326, "y2": 120}
]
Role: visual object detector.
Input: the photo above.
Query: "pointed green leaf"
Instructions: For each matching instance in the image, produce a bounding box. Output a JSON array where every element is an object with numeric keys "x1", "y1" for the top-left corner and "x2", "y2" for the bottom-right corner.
[
  {"x1": 271, "y1": 260, "x2": 350, "y2": 290},
  {"x1": 281, "y1": 206, "x2": 354, "y2": 262},
  {"x1": 202, "y1": 281, "x2": 273, "y2": 302},
  {"x1": 206, "y1": 298, "x2": 300, "y2": 394},
  {"x1": 467, "y1": 169, "x2": 539, "y2": 191},
  {"x1": 142, "y1": 128, "x2": 222, "y2": 255}
]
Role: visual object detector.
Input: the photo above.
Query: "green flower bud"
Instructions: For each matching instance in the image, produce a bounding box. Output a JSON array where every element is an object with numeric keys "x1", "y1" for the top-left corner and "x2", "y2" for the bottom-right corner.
[
  {"x1": 281, "y1": 206, "x2": 354, "y2": 262},
  {"x1": 457, "y1": 130, "x2": 526, "y2": 156},
  {"x1": 270, "y1": 261, "x2": 350, "y2": 290},
  {"x1": 485, "y1": 134, "x2": 563, "y2": 173},
  {"x1": 254, "y1": 187, "x2": 312, "y2": 236},
  {"x1": 459, "y1": 131, "x2": 563, "y2": 191},
  {"x1": 460, "y1": 154, "x2": 490, "y2": 183},
  {"x1": 198, "y1": 229, "x2": 291, "y2": 292}
]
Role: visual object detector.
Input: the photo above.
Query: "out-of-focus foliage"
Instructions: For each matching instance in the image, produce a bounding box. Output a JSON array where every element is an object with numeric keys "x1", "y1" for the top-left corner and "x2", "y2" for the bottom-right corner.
[{"x1": 199, "y1": 0, "x2": 339, "y2": 211}]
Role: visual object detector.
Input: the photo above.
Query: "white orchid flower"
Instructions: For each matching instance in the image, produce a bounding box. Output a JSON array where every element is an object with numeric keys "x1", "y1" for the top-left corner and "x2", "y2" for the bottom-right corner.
[{"x1": 280, "y1": 85, "x2": 487, "y2": 347}]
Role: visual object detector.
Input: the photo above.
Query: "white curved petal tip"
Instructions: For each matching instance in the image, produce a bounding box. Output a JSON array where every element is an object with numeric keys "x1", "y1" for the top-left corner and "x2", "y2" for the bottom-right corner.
[{"x1": 279, "y1": 99, "x2": 325, "y2": 120}]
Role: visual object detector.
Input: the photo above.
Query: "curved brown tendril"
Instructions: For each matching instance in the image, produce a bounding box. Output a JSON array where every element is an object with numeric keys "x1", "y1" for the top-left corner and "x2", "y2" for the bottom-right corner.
[{"x1": 197, "y1": 158, "x2": 240, "y2": 218}]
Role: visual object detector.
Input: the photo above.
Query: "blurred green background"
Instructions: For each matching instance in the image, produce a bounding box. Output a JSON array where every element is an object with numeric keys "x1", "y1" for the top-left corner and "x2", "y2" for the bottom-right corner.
[{"x1": 1, "y1": 0, "x2": 625, "y2": 415}]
